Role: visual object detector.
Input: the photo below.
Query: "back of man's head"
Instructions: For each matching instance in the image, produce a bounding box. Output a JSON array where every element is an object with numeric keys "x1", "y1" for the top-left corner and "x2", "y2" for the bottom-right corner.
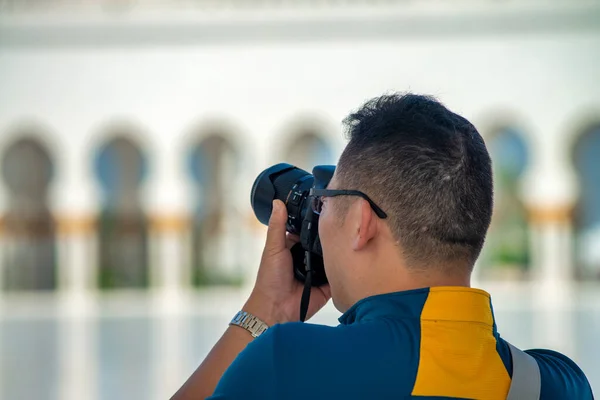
[{"x1": 337, "y1": 93, "x2": 493, "y2": 272}]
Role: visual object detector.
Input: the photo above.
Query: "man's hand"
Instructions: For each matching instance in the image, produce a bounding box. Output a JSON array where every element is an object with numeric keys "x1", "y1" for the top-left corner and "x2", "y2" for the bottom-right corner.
[{"x1": 243, "y1": 199, "x2": 331, "y2": 325}]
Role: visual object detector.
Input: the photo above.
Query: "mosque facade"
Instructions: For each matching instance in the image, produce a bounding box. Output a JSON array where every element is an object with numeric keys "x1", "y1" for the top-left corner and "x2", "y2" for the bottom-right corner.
[
  {"x1": 0, "y1": 1, "x2": 599, "y2": 296},
  {"x1": 0, "y1": 1, "x2": 600, "y2": 399}
]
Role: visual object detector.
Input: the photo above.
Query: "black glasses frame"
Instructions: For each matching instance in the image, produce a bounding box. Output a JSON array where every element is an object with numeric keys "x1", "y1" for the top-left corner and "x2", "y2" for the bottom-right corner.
[{"x1": 309, "y1": 188, "x2": 388, "y2": 219}]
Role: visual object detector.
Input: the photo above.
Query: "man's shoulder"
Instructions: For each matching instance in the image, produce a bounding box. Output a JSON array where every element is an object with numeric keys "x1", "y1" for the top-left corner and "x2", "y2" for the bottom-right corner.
[
  {"x1": 269, "y1": 319, "x2": 418, "y2": 376},
  {"x1": 268, "y1": 319, "x2": 398, "y2": 353},
  {"x1": 264, "y1": 321, "x2": 348, "y2": 355},
  {"x1": 525, "y1": 348, "x2": 594, "y2": 399},
  {"x1": 270, "y1": 321, "x2": 339, "y2": 339}
]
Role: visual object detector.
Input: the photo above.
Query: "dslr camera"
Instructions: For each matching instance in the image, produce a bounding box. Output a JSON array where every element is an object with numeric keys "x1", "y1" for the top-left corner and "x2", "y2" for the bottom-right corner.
[{"x1": 250, "y1": 163, "x2": 334, "y2": 287}]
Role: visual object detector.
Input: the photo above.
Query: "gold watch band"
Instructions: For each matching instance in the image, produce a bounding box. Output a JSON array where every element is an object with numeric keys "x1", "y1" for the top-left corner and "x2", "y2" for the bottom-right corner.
[{"x1": 229, "y1": 310, "x2": 269, "y2": 338}]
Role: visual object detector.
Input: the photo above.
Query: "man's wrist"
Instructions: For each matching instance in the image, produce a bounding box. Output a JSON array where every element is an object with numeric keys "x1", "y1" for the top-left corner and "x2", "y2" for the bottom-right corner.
[
  {"x1": 242, "y1": 292, "x2": 288, "y2": 326},
  {"x1": 229, "y1": 310, "x2": 269, "y2": 338}
]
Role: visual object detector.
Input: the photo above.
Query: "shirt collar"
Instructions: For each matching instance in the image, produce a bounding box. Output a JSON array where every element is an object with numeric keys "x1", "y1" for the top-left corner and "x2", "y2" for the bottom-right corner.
[{"x1": 338, "y1": 286, "x2": 495, "y2": 328}]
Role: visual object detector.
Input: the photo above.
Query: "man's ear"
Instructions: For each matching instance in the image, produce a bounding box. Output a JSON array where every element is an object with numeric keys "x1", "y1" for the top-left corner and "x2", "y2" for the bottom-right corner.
[{"x1": 352, "y1": 198, "x2": 378, "y2": 251}]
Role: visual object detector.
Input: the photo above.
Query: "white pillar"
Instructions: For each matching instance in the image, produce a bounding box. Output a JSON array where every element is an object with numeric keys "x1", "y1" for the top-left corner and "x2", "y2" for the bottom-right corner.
[
  {"x1": 529, "y1": 208, "x2": 573, "y2": 284},
  {"x1": 143, "y1": 136, "x2": 193, "y2": 400},
  {"x1": 51, "y1": 142, "x2": 100, "y2": 294},
  {"x1": 523, "y1": 160, "x2": 576, "y2": 355},
  {"x1": 0, "y1": 180, "x2": 8, "y2": 295},
  {"x1": 50, "y1": 140, "x2": 99, "y2": 400},
  {"x1": 143, "y1": 137, "x2": 193, "y2": 293},
  {"x1": 0, "y1": 178, "x2": 7, "y2": 400},
  {"x1": 520, "y1": 119, "x2": 579, "y2": 354},
  {"x1": 529, "y1": 208, "x2": 576, "y2": 355}
]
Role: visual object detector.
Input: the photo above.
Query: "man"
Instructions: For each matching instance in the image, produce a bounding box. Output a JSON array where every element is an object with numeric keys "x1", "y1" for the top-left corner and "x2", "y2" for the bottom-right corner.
[{"x1": 172, "y1": 93, "x2": 593, "y2": 399}]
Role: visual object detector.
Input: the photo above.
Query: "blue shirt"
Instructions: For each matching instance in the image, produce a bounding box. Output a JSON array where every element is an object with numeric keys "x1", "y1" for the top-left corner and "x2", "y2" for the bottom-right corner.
[{"x1": 209, "y1": 287, "x2": 594, "y2": 399}]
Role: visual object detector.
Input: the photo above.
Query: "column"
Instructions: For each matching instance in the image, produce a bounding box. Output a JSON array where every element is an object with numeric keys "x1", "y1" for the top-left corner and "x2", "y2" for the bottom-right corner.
[
  {"x1": 522, "y1": 131, "x2": 578, "y2": 355},
  {"x1": 145, "y1": 147, "x2": 193, "y2": 295},
  {"x1": 0, "y1": 176, "x2": 7, "y2": 399},
  {"x1": 529, "y1": 206, "x2": 576, "y2": 355},
  {"x1": 529, "y1": 207, "x2": 574, "y2": 284},
  {"x1": 51, "y1": 140, "x2": 99, "y2": 400},
  {"x1": 143, "y1": 138, "x2": 193, "y2": 400},
  {"x1": 0, "y1": 180, "x2": 8, "y2": 295}
]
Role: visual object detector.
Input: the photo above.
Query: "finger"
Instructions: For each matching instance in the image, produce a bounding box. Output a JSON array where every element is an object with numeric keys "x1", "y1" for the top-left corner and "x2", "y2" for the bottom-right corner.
[
  {"x1": 285, "y1": 233, "x2": 300, "y2": 249},
  {"x1": 265, "y1": 199, "x2": 288, "y2": 253}
]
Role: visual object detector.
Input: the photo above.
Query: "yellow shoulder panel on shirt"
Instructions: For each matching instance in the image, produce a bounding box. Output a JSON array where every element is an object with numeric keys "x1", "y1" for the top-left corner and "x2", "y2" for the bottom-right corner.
[{"x1": 411, "y1": 287, "x2": 511, "y2": 399}]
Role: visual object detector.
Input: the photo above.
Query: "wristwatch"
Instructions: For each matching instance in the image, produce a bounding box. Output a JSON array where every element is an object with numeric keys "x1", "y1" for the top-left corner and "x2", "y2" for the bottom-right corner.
[{"x1": 229, "y1": 311, "x2": 269, "y2": 338}]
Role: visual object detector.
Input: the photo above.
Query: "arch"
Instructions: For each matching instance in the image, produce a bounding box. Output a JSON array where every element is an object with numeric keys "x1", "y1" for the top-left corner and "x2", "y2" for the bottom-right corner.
[
  {"x1": 87, "y1": 119, "x2": 153, "y2": 179},
  {"x1": 480, "y1": 126, "x2": 531, "y2": 280},
  {"x1": 181, "y1": 117, "x2": 247, "y2": 163},
  {"x1": 572, "y1": 123, "x2": 600, "y2": 280},
  {"x1": 187, "y1": 128, "x2": 244, "y2": 286},
  {"x1": 181, "y1": 117, "x2": 252, "y2": 194},
  {"x1": 284, "y1": 132, "x2": 335, "y2": 172},
  {"x1": 0, "y1": 120, "x2": 62, "y2": 168},
  {"x1": 1, "y1": 135, "x2": 56, "y2": 290},
  {"x1": 560, "y1": 107, "x2": 600, "y2": 154},
  {"x1": 93, "y1": 132, "x2": 150, "y2": 289},
  {"x1": 278, "y1": 113, "x2": 338, "y2": 171}
]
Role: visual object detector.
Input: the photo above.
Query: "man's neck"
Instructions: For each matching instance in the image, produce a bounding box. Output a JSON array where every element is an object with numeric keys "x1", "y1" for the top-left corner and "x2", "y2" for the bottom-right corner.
[{"x1": 341, "y1": 260, "x2": 471, "y2": 312}]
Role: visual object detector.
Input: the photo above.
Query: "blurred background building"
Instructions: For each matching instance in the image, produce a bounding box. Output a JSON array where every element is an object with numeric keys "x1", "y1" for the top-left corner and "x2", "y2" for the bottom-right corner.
[{"x1": 0, "y1": 0, "x2": 599, "y2": 399}]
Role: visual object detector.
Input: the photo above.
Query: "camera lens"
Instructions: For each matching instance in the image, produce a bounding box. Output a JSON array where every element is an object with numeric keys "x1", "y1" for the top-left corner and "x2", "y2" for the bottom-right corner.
[{"x1": 250, "y1": 163, "x2": 315, "y2": 234}]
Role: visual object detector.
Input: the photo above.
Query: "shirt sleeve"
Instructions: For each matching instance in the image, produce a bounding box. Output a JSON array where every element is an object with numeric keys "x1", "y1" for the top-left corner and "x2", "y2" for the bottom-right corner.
[
  {"x1": 525, "y1": 348, "x2": 595, "y2": 400},
  {"x1": 206, "y1": 324, "x2": 280, "y2": 400}
]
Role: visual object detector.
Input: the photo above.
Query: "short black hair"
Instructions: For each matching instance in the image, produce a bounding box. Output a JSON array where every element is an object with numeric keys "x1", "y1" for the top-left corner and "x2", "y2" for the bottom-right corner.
[{"x1": 337, "y1": 93, "x2": 493, "y2": 270}]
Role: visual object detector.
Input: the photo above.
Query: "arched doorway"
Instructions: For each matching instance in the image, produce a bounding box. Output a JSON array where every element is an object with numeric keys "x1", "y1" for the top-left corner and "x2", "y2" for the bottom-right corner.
[
  {"x1": 188, "y1": 134, "x2": 242, "y2": 286},
  {"x1": 94, "y1": 135, "x2": 149, "y2": 289},
  {"x1": 480, "y1": 128, "x2": 531, "y2": 279},
  {"x1": 1, "y1": 137, "x2": 56, "y2": 290},
  {"x1": 284, "y1": 131, "x2": 335, "y2": 171},
  {"x1": 573, "y1": 125, "x2": 600, "y2": 280}
]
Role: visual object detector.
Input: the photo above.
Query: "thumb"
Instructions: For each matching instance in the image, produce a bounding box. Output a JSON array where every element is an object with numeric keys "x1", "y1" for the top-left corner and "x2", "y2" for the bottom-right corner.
[{"x1": 265, "y1": 200, "x2": 288, "y2": 252}]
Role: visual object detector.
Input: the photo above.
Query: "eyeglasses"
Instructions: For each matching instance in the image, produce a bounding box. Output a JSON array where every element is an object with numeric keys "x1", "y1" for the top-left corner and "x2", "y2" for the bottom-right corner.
[{"x1": 309, "y1": 188, "x2": 388, "y2": 219}]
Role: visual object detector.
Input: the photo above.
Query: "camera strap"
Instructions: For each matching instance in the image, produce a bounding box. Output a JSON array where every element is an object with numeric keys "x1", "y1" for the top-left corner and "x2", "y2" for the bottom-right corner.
[{"x1": 299, "y1": 251, "x2": 313, "y2": 322}]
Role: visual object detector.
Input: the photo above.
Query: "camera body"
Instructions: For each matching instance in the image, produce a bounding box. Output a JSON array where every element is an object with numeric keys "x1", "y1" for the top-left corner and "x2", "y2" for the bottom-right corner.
[{"x1": 250, "y1": 163, "x2": 334, "y2": 286}]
